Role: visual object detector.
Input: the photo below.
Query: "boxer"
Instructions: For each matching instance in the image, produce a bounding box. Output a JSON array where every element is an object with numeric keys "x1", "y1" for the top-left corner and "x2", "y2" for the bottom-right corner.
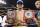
[
  {"x1": 16, "y1": 0, "x2": 38, "y2": 27},
  {"x1": 15, "y1": 0, "x2": 26, "y2": 27}
]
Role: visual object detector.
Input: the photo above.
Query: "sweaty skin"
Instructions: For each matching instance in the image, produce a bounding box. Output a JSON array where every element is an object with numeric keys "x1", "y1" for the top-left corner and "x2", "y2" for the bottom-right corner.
[{"x1": 16, "y1": 9, "x2": 24, "y2": 21}]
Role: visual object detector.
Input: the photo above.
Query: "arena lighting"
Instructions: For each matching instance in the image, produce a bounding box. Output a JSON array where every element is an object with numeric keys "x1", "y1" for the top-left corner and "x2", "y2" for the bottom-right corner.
[
  {"x1": 0, "y1": 0, "x2": 6, "y2": 4},
  {"x1": 18, "y1": 0, "x2": 22, "y2": 1},
  {"x1": 17, "y1": 0, "x2": 23, "y2": 3},
  {"x1": 2, "y1": 1, "x2": 6, "y2": 4}
]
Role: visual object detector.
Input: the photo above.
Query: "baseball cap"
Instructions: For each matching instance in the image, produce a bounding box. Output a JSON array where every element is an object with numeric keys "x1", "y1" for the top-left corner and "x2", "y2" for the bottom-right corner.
[{"x1": 17, "y1": 0, "x2": 23, "y2": 4}]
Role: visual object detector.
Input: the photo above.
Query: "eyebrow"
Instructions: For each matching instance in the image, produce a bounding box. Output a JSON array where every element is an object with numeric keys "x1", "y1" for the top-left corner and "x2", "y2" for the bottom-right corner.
[{"x1": 36, "y1": 2, "x2": 40, "y2": 5}]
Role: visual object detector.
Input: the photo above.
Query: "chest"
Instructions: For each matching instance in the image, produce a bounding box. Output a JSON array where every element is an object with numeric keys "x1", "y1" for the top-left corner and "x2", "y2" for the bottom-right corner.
[
  {"x1": 17, "y1": 11, "x2": 24, "y2": 15},
  {"x1": 16, "y1": 10, "x2": 24, "y2": 17}
]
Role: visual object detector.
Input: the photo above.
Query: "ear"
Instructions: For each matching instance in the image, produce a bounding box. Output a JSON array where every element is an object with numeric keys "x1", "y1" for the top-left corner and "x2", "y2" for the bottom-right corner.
[
  {"x1": 22, "y1": 4, "x2": 24, "y2": 7},
  {"x1": 16, "y1": 4, "x2": 18, "y2": 7},
  {"x1": 16, "y1": 4, "x2": 17, "y2": 7}
]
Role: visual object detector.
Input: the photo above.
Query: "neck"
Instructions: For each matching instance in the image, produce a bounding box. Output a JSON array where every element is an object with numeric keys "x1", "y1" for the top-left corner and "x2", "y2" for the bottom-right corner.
[
  {"x1": 37, "y1": 8, "x2": 40, "y2": 9},
  {"x1": 18, "y1": 8, "x2": 23, "y2": 11}
]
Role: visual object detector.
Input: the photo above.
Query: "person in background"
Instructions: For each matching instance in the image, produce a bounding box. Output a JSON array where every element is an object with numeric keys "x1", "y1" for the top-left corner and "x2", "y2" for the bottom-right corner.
[
  {"x1": 35, "y1": 1, "x2": 40, "y2": 9},
  {"x1": 0, "y1": 16, "x2": 2, "y2": 27},
  {"x1": 35, "y1": 1, "x2": 40, "y2": 18},
  {"x1": 35, "y1": 1, "x2": 40, "y2": 21},
  {"x1": 1, "y1": 16, "x2": 7, "y2": 27},
  {"x1": 35, "y1": 1, "x2": 40, "y2": 27}
]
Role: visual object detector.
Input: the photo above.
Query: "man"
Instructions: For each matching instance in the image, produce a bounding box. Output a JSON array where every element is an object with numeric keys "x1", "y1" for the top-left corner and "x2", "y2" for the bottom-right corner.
[
  {"x1": 35, "y1": 1, "x2": 40, "y2": 27},
  {"x1": 1, "y1": 16, "x2": 7, "y2": 27},
  {"x1": 16, "y1": 0, "x2": 38, "y2": 27},
  {"x1": 0, "y1": 16, "x2": 2, "y2": 27},
  {"x1": 16, "y1": 0, "x2": 24, "y2": 21},
  {"x1": 35, "y1": 1, "x2": 40, "y2": 18},
  {"x1": 15, "y1": 0, "x2": 27, "y2": 27},
  {"x1": 35, "y1": 1, "x2": 40, "y2": 9}
]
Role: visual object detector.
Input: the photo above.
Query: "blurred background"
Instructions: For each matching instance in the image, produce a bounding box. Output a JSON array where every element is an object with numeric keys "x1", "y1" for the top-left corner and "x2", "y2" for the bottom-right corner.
[{"x1": 0, "y1": 0, "x2": 38, "y2": 10}]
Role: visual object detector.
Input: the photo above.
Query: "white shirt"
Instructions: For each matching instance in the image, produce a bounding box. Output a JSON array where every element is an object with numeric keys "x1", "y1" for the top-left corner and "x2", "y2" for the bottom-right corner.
[
  {"x1": 1, "y1": 15, "x2": 8, "y2": 27},
  {"x1": 2, "y1": 15, "x2": 7, "y2": 23},
  {"x1": 0, "y1": 16, "x2": 2, "y2": 23}
]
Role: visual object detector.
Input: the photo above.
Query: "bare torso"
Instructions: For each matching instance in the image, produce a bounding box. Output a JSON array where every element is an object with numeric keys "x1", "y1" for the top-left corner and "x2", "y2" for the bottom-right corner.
[{"x1": 16, "y1": 9, "x2": 24, "y2": 21}]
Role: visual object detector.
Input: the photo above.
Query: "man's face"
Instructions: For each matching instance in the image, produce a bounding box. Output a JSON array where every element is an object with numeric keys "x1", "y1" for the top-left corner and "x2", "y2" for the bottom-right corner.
[
  {"x1": 36, "y1": 2, "x2": 40, "y2": 8},
  {"x1": 16, "y1": 4, "x2": 24, "y2": 9},
  {"x1": 38, "y1": 3, "x2": 40, "y2": 8}
]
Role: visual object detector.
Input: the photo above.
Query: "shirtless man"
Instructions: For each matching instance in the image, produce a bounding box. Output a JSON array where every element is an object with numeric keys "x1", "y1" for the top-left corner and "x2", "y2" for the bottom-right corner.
[
  {"x1": 15, "y1": 0, "x2": 26, "y2": 26},
  {"x1": 16, "y1": 1, "x2": 24, "y2": 21},
  {"x1": 16, "y1": 0, "x2": 38, "y2": 27}
]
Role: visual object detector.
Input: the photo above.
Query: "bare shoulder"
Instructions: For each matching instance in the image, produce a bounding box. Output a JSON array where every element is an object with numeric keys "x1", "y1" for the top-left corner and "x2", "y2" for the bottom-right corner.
[{"x1": 16, "y1": 10, "x2": 18, "y2": 13}]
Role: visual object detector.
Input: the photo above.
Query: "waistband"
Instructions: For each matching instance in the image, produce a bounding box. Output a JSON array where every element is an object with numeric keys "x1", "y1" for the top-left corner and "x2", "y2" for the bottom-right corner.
[{"x1": 14, "y1": 21, "x2": 26, "y2": 23}]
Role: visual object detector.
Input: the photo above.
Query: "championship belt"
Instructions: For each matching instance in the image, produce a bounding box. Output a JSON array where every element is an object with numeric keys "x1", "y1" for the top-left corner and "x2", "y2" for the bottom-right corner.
[
  {"x1": 8, "y1": 11, "x2": 16, "y2": 18},
  {"x1": 16, "y1": 20, "x2": 21, "y2": 26},
  {"x1": 24, "y1": 10, "x2": 35, "y2": 23},
  {"x1": 8, "y1": 19, "x2": 14, "y2": 24},
  {"x1": 7, "y1": 10, "x2": 16, "y2": 24}
]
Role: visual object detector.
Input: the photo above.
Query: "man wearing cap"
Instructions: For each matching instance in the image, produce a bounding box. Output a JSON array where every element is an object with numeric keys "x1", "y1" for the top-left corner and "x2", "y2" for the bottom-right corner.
[
  {"x1": 16, "y1": 0, "x2": 24, "y2": 21},
  {"x1": 16, "y1": 0, "x2": 38, "y2": 27},
  {"x1": 15, "y1": 0, "x2": 27, "y2": 27}
]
